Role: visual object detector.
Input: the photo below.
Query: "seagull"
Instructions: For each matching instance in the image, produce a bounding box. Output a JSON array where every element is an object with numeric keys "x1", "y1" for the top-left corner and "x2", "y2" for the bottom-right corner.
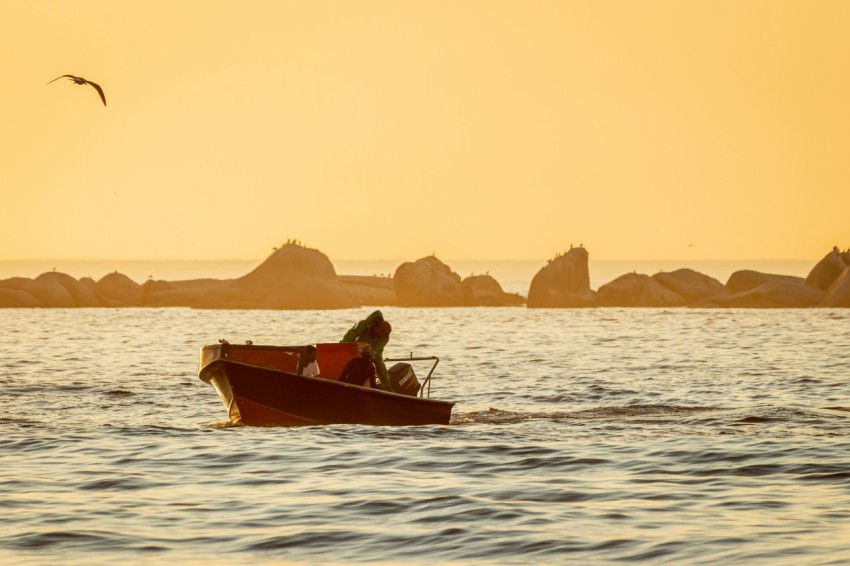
[{"x1": 46, "y1": 75, "x2": 107, "y2": 106}]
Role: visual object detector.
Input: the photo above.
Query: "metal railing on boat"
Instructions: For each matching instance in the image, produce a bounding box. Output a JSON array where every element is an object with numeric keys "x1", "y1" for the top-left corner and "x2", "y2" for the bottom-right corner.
[{"x1": 383, "y1": 355, "x2": 439, "y2": 398}]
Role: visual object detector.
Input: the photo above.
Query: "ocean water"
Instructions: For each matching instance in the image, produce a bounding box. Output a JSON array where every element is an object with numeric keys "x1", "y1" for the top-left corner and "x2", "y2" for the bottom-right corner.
[{"x1": 2, "y1": 307, "x2": 848, "y2": 565}]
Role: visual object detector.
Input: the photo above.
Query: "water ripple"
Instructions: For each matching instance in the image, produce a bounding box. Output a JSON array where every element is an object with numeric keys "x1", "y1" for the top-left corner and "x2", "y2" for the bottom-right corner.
[{"x1": 1, "y1": 308, "x2": 849, "y2": 564}]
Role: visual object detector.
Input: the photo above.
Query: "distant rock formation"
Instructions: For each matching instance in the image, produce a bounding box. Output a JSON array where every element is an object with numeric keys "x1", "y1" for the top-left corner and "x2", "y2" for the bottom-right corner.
[
  {"x1": 651, "y1": 268, "x2": 729, "y2": 304},
  {"x1": 0, "y1": 250, "x2": 520, "y2": 309},
  {"x1": 20, "y1": 278, "x2": 74, "y2": 307},
  {"x1": 39, "y1": 272, "x2": 101, "y2": 307},
  {"x1": 394, "y1": 256, "x2": 466, "y2": 306},
  {"x1": 527, "y1": 247, "x2": 596, "y2": 308},
  {"x1": 2, "y1": 245, "x2": 848, "y2": 309},
  {"x1": 0, "y1": 286, "x2": 39, "y2": 307},
  {"x1": 596, "y1": 273, "x2": 686, "y2": 307},
  {"x1": 725, "y1": 270, "x2": 804, "y2": 294},
  {"x1": 142, "y1": 278, "x2": 228, "y2": 307},
  {"x1": 696, "y1": 279, "x2": 825, "y2": 308},
  {"x1": 339, "y1": 275, "x2": 396, "y2": 306},
  {"x1": 344, "y1": 267, "x2": 522, "y2": 307},
  {"x1": 805, "y1": 249, "x2": 850, "y2": 291},
  {"x1": 194, "y1": 243, "x2": 356, "y2": 309},
  {"x1": 819, "y1": 266, "x2": 850, "y2": 307},
  {"x1": 0, "y1": 277, "x2": 33, "y2": 292},
  {"x1": 0, "y1": 272, "x2": 101, "y2": 308},
  {"x1": 95, "y1": 272, "x2": 143, "y2": 306},
  {"x1": 462, "y1": 274, "x2": 525, "y2": 306}
]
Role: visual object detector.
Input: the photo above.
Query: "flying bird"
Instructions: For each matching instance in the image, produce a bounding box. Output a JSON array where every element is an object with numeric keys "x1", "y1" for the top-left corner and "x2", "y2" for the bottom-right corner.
[{"x1": 46, "y1": 75, "x2": 107, "y2": 106}]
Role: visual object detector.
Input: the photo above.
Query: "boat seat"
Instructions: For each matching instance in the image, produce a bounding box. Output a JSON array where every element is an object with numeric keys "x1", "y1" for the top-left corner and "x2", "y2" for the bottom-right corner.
[{"x1": 315, "y1": 342, "x2": 362, "y2": 380}]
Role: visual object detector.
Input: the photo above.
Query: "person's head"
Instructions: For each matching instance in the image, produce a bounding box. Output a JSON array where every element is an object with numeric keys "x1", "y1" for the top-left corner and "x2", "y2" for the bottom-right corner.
[
  {"x1": 358, "y1": 343, "x2": 375, "y2": 361},
  {"x1": 304, "y1": 345, "x2": 317, "y2": 363},
  {"x1": 371, "y1": 319, "x2": 392, "y2": 340}
]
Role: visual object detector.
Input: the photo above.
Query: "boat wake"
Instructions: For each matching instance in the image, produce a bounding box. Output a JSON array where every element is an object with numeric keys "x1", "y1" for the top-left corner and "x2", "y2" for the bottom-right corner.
[
  {"x1": 205, "y1": 405, "x2": 849, "y2": 432},
  {"x1": 451, "y1": 404, "x2": 850, "y2": 430},
  {"x1": 451, "y1": 404, "x2": 715, "y2": 425}
]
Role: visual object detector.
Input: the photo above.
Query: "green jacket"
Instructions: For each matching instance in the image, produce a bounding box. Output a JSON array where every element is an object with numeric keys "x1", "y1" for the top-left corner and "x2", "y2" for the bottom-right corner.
[{"x1": 341, "y1": 310, "x2": 392, "y2": 391}]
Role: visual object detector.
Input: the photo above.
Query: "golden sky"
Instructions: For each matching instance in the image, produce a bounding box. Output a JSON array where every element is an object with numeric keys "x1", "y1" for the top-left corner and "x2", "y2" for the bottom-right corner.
[{"x1": 1, "y1": 1, "x2": 848, "y2": 261}]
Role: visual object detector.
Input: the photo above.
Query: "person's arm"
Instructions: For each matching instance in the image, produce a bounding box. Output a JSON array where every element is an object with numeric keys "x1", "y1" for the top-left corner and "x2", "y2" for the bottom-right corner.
[
  {"x1": 341, "y1": 319, "x2": 366, "y2": 343},
  {"x1": 375, "y1": 358, "x2": 391, "y2": 391},
  {"x1": 371, "y1": 338, "x2": 392, "y2": 391}
]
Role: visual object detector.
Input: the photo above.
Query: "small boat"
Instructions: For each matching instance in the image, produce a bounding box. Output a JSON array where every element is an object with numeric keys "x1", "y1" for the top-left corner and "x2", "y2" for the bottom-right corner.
[{"x1": 198, "y1": 341, "x2": 455, "y2": 426}]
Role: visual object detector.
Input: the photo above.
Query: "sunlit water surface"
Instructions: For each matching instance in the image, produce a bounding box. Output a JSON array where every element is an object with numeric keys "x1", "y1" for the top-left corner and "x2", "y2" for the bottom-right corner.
[{"x1": 2, "y1": 308, "x2": 849, "y2": 565}]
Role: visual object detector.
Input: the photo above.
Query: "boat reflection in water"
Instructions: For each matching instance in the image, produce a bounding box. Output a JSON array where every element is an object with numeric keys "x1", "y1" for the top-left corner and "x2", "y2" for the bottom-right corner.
[{"x1": 198, "y1": 341, "x2": 454, "y2": 426}]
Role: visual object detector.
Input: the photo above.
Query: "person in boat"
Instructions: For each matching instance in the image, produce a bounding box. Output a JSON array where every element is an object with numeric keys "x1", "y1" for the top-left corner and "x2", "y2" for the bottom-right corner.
[
  {"x1": 338, "y1": 346, "x2": 379, "y2": 388},
  {"x1": 341, "y1": 310, "x2": 393, "y2": 391},
  {"x1": 300, "y1": 345, "x2": 320, "y2": 377}
]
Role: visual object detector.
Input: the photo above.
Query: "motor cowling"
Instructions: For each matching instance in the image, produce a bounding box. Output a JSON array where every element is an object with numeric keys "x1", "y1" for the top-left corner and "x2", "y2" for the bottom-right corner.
[{"x1": 388, "y1": 362, "x2": 421, "y2": 397}]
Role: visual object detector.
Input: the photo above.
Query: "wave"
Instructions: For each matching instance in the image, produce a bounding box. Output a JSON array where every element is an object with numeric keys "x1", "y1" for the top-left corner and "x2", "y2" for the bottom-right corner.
[{"x1": 452, "y1": 404, "x2": 850, "y2": 430}]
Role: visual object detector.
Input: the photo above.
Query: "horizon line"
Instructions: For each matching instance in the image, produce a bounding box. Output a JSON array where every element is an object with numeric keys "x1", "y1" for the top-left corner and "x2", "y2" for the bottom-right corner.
[{"x1": 0, "y1": 257, "x2": 822, "y2": 263}]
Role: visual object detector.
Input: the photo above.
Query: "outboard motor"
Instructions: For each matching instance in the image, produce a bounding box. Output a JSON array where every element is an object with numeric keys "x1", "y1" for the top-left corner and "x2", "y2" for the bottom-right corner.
[{"x1": 388, "y1": 363, "x2": 421, "y2": 397}]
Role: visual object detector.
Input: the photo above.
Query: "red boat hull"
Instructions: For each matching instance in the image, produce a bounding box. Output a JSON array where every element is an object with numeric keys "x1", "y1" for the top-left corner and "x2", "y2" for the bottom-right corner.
[{"x1": 198, "y1": 344, "x2": 454, "y2": 426}]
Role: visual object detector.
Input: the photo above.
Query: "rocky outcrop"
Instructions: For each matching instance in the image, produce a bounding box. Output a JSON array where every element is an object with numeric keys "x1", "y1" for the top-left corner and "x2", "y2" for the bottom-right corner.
[
  {"x1": 696, "y1": 280, "x2": 825, "y2": 308},
  {"x1": 527, "y1": 247, "x2": 596, "y2": 308},
  {"x1": 462, "y1": 275, "x2": 525, "y2": 306},
  {"x1": 344, "y1": 266, "x2": 523, "y2": 307},
  {"x1": 0, "y1": 272, "x2": 101, "y2": 308},
  {"x1": 393, "y1": 256, "x2": 466, "y2": 306},
  {"x1": 805, "y1": 249, "x2": 850, "y2": 291},
  {"x1": 820, "y1": 266, "x2": 850, "y2": 307},
  {"x1": 95, "y1": 272, "x2": 144, "y2": 306},
  {"x1": 726, "y1": 270, "x2": 804, "y2": 294},
  {"x1": 651, "y1": 268, "x2": 729, "y2": 304},
  {"x1": 0, "y1": 287, "x2": 39, "y2": 307},
  {"x1": 0, "y1": 277, "x2": 33, "y2": 291},
  {"x1": 0, "y1": 277, "x2": 38, "y2": 308},
  {"x1": 597, "y1": 273, "x2": 686, "y2": 307},
  {"x1": 194, "y1": 244, "x2": 355, "y2": 309},
  {"x1": 36, "y1": 272, "x2": 101, "y2": 307},
  {"x1": 339, "y1": 276, "x2": 396, "y2": 306},
  {"x1": 142, "y1": 278, "x2": 227, "y2": 307},
  {"x1": 2, "y1": 246, "x2": 848, "y2": 309},
  {"x1": 18, "y1": 276, "x2": 75, "y2": 307}
]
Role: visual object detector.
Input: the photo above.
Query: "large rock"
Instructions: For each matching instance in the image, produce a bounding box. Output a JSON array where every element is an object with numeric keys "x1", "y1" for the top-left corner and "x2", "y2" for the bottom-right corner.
[
  {"x1": 462, "y1": 275, "x2": 525, "y2": 306},
  {"x1": 339, "y1": 276, "x2": 396, "y2": 306},
  {"x1": 726, "y1": 270, "x2": 804, "y2": 294},
  {"x1": 142, "y1": 278, "x2": 228, "y2": 307},
  {"x1": 194, "y1": 244, "x2": 355, "y2": 309},
  {"x1": 696, "y1": 280, "x2": 825, "y2": 308},
  {"x1": 95, "y1": 272, "x2": 144, "y2": 306},
  {"x1": 141, "y1": 279, "x2": 176, "y2": 295},
  {"x1": 0, "y1": 287, "x2": 39, "y2": 308},
  {"x1": 20, "y1": 273, "x2": 75, "y2": 307},
  {"x1": 527, "y1": 247, "x2": 596, "y2": 308},
  {"x1": 393, "y1": 256, "x2": 466, "y2": 307},
  {"x1": 0, "y1": 278, "x2": 40, "y2": 307},
  {"x1": 805, "y1": 249, "x2": 850, "y2": 291},
  {"x1": 0, "y1": 273, "x2": 102, "y2": 308},
  {"x1": 651, "y1": 268, "x2": 729, "y2": 304},
  {"x1": 36, "y1": 272, "x2": 100, "y2": 307},
  {"x1": 597, "y1": 273, "x2": 686, "y2": 307},
  {"x1": 0, "y1": 277, "x2": 34, "y2": 291},
  {"x1": 393, "y1": 256, "x2": 466, "y2": 306},
  {"x1": 820, "y1": 266, "x2": 850, "y2": 307}
]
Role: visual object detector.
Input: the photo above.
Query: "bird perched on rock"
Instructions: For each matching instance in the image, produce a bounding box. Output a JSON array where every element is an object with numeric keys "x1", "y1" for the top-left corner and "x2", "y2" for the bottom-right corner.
[{"x1": 46, "y1": 75, "x2": 107, "y2": 106}]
